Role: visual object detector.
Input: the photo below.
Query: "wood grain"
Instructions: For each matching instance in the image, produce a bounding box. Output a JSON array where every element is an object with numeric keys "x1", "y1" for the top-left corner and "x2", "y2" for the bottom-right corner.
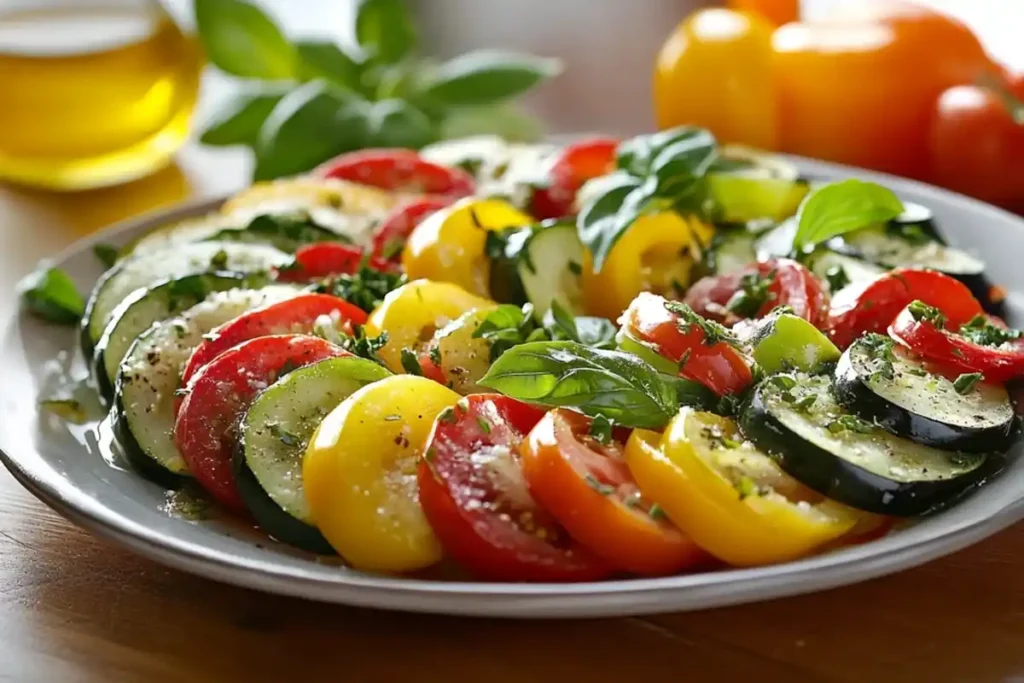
[{"x1": 2, "y1": 147, "x2": 1023, "y2": 683}]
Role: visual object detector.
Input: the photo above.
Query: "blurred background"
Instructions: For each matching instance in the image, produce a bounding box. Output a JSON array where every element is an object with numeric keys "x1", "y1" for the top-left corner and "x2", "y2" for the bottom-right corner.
[{"x1": 0, "y1": 0, "x2": 1020, "y2": 227}]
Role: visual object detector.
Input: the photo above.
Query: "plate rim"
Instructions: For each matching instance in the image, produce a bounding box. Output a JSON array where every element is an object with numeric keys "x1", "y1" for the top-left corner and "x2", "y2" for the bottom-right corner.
[{"x1": 3, "y1": 154, "x2": 1024, "y2": 617}]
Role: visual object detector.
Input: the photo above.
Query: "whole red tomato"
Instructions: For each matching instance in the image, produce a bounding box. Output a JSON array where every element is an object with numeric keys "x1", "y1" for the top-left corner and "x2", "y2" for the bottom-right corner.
[{"x1": 927, "y1": 74, "x2": 1024, "y2": 211}]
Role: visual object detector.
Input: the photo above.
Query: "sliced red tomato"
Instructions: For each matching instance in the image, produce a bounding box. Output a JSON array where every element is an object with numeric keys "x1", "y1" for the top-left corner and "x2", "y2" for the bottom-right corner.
[
  {"x1": 827, "y1": 268, "x2": 983, "y2": 349},
  {"x1": 520, "y1": 409, "x2": 710, "y2": 576},
  {"x1": 684, "y1": 258, "x2": 829, "y2": 328},
  {"x1": 275, "y1": 242, "x2": 395, "y2": 282},
  {"x1": 179, "y1": 293, "x2": 366, "y2": 390},
  {"x1": 316, "y1": 149, "x2": 475, "y2": 198},
  {"x1": 415, "y1": 349, "x2": 448, "y2": 385},
  {"x1": 371, "y1": 196, "x2": 452, "y2": 264},
  {"x1": 889, "y1": 305, "x2": 1024, "y2": 382},
  {"x1": 530, "y1": 137, "x2": 618, "y2": 219},
  {"x1": 624, "y1": 292, "x2": 753, "y2": 396},
  {"x1": 417, "y1": 394, "x2": 610, "y2": 582},
  {"x1": 175, "y1": 335, "x2": 346, "y2": 510}
]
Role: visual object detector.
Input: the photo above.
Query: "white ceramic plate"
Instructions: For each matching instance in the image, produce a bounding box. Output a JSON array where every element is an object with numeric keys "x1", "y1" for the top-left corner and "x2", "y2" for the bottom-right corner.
[{"x1": 2, "y1": 157, "x2": 1023, "y2": 618}]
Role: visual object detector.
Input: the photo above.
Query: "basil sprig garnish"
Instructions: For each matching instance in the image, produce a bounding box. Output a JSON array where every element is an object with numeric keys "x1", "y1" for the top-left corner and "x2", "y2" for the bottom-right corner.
[
  {"x1": 791, "y1": 179, "x2": 903, "y2": 252},
  {"x1": 473, "y1": 302, "x2": 615, "y2": 362},
  {"x1": 480, "y1": 341, "x2": 710, "y2": 429},
  {"x1": 576, "y1": 126, "x2": 718, "y2": 272}
]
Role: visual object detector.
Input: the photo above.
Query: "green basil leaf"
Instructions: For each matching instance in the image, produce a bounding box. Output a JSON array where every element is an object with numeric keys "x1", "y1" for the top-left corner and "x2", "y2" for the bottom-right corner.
[
  {"x1": 92, "y1": 243, "x2": 119, "y2": 269},
  {"x1": 575, "y1": 172, "x2": 644, "y2": 272},
  {"x1": 473, "y1": 303, "x2": 539, "y2": 361},
  {"x1": 792, "y1": 179, "x2": 904, "y2": 251},
  {"x1": 296, "y1": 41, "x2": 363, "y2": 90},
  {"x1": 254, "y1": 82, "x2": 368, "y2": 181},
  {"x1": 419, "y1": 50, "x2": 561, "y2": 107},
  {"x1": 439, "y1": 103, "x2": 545, "y2": 143},
  {"x1": 662, "y1": 375, "x2": 718, "y2": 411},
  {"x1": 574, "y1": 317, "x2": 618, "y2": 349},
  {"x1": 616, "y1": 126, "x2": 715, "y2": 177},
  {"x1": 199, "y1": 88, "x2": 288, "y2": 147},
  {"x1": 478, "y1": 341, "x2": 678, "y2": 429},
  {"x1": 355, "y1": 0, "x2": 415, "y2": 64},
  {"x1": 366, "y1": 99, "x2": 435, "y2": 149},
  {"x1": 18, "y1": 264, "x2": 85, "y2": 325},
  {"x1": 543, "y1": 299, "x2": 579, "y2": 342},
  {"x1": 193, "y1": 0, "x2": 296, "y2": 79}
]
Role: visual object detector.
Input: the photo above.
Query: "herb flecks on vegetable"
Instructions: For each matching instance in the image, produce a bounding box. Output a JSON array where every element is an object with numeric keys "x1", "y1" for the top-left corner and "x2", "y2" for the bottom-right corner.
[
  {"x1": 907, "y1": 300, "x2": 947, "y2": 328},
  {"x1": 792, "y1": 179, "x2": 903, "y2": 252},
  {"x1": 664, "y1": 301, "x2": 739, "y2": 348},
  {"x1": 313, "y1": 259, "x2": 405, "y2": 313},
  {"x1": 953, "y1": 372, "x2": 983, "y2": 395},
  {"x1": 725, "y1": 269, "x2": 776, "y2": 318},
  {"x1": 588, "y1": 414, "x2": 614, "y2": 445},
  {"x1": 18, "y1": 264, "x2": 85, "y2": 325},
  {"x1": 400, "y1": 348, "x2": 424, "y2": 376},
  {"x1": 959, "y1": 314, "x2": 1022, "y2": 347},
  {"x1": 827, "y1": 414, "x2": 875, "y2": 435}
]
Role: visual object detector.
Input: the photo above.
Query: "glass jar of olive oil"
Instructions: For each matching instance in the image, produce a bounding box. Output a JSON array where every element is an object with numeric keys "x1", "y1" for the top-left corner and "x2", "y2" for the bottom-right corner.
[{"x1": 0, "y1": 0, "x2": 201, "y2": 190}]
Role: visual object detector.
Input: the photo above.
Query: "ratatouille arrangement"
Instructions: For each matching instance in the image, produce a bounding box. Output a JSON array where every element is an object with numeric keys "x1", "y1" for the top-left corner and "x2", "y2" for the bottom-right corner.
[{"x1": 21, "y1": 129, "x2": 1023, "y2": 580}]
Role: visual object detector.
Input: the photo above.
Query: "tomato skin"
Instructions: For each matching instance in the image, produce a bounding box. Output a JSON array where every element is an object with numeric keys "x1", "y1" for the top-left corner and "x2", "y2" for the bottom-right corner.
[
  {"x1": 684, "y1": 258, "x2": 828, "y2": 328},
  {"x1": 275, "y1": 242, "x2": 395, "y2": 282},
  {"x1": 316, "y1": 149, "x2": 476, "y2": 198},
  {"x1": 418, "y1": 394, "x2": 610, "y2": 582},
  {"x1": 654, "y1": 9, "x2": 778, "y2": 150},
  {"x1": 520, "y1": 409, "x2": 710, "y2": 576},
  {"x1": 175, "y1": 335, "x2": 346, "y2": 510},
  {"x1": 624, "y1": 292, "x2": 752, "y2": 396},
  {"x1": 179, "y1": 294, "x2": 366, "y2": 390},
  {"x1": 827, "y1": 269, "x2": 983, "y2": 349},
  {"x1": 773, "y1": 2, "x2": 997, "y2": 179},
  {"x1": 927, "y1": 75, "x2": 1024, "y2": 210},
  {"x1": 889, "y1": 307, "x2": 1024, "y2": 383},
  {"x1": 371, "y1": 197, "x2": 452, "y2": 264},
  {"x1": 530, "y1": 138, "x2": 617, "y2": 220}
]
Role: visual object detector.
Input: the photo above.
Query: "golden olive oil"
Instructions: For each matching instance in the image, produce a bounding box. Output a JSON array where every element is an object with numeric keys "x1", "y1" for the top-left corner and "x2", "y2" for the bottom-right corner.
[{"x1": 0, "y1": 5, "x2": 202, "y2": 190}]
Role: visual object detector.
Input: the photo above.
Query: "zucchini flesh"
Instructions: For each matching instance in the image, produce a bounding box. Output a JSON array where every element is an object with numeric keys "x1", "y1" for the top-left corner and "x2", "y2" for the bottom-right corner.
[
  {"x1": 113, "y1": 286, "x2": 297, "y2": 483},
  {"x1": 700, "y1": 226, "x2": 758, "y2": 277},
  {"x1": 83, "y1": 240, "x2": 290, "y2": 355},
  {"x1": 834, "y1": 227, "x2": 984, "y2": 275},
  {"x1": 834, "y1": 337, "x2": 1014, "y2": 452},
  {"x1": 93, "y1": 272, "x2": 248, "y2": 401},
  {"x1": 238, "y1": 356, "x2": 391, "y2": 552},
  {"x1": 740, "y1": 373, "x2": 990, "y2": 515},
  {"x1": 803, "y1": 249, "x2": 885, "y2": 293},
  {"x1": 517, "y1": 222, "x2": 586, "y2": 317}
]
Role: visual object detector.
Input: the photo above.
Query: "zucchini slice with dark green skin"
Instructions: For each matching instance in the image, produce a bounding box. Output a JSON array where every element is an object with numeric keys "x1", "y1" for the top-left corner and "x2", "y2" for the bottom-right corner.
[
  {"x1": 113, "y1": 286, "x2": 298, "y2": 485},
  {"x1": 92, "y1": 271, "x2": 250, "y2": 402},
  {"x1": 81, "y1": 240, "x2": 290, "y2": 359},
  {"x1": 698, "y1": 224, "x2": 759, "y2": 278},
  {"x1": 237, "y1": 356, "x2": 391, "y2": 553},
  {"x1": 739, "y1": 373, "x2": 992, "y2": 516},
  {"x1": 833, "y1": 336, "x2": 1015, "y2": 453}
]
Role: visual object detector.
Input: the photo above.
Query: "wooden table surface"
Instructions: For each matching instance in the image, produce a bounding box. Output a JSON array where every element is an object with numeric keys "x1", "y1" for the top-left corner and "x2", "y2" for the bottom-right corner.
[{"x1": 2, "y1": 145, "x2": 1024, "y2": 683}]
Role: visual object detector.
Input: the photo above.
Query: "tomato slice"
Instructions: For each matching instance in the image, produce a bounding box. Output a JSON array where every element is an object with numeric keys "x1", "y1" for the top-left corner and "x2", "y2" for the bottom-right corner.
[
  {"x1": 520, "y1": 409, "x2": 710, "y2": 575},
  {"x1": 827, "y1": 268, "x2": 983, "y2": 349},
  {"x1": 889, "y1": 305, "x2": 1024, "y2": 382},
  {"x1": 623, "y1": 292, "x2": 753, "y2": 396},
  {"x1": 684, "y1": 258, "x2": 829, "y2": 328},
  {"x1": 179, "y1": 293, "x2": 366, "y2": 390},
  {"x1": 530, "y1": 137, "x2": 618, "y2": 219},
  {"x1": 316, "y1": 149, "x2": 476, "y2": 198},
  {"x1": 415, "y1": 348, "x2": 448, "y2": 385},
  {"x1": 275, "y1": 242, "x2": 395, "y2": 282},
  {"x1": 371, "y1": 196, "x2": 452, "y2": 264},
  {"x1": 417, "y1": 394, "x2": 610, "y2": 581},
  {"x1": 175, "y1": 335, "x2": 346, "y2": 509}
]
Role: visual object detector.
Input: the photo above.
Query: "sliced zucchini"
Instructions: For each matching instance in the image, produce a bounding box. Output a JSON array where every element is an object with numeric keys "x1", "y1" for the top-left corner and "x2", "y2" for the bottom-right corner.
[
  {"x1": 834, "y1": 336, "x2": 1014, "y2": 452},
  {"x1": 739, "y1": 311, "x2": 840, "y2": 374},
  {"x1": 432, "y1": 309, "x2": 497, "y2": 395},
  {"x1": 802, "y1": 249, "x2": 885, "y2": 293},
  {"x1": 236, "y1": 356, "x2": 391, "y2": 552},
  {"x1": 740, "y1": 373, "x2": 992, "y2": 516},
  {"x1": 93, "y1": 272, "x2": 250, "y2": 401},
  {"x1": 120, "y1": 214, "x2": 241, "y2": 260},
  {"x1": 204, "y1": 213, "x2": 339, "y2": 252},
  {"x1": 517, "y1": 221, "x2": 585, "y2": 317},
  {"x1": 754, "y1": 218, "x2": 798, "y2": 261},
  {"x1": 113, "y1": 286, "x2": 297, "y2": 485},
  {"x1": 699, "y1": 225, "x2": 758, "y2": 277},
  {"x1": 82, "y1": 241, "x2": 290, "y2": 357}
]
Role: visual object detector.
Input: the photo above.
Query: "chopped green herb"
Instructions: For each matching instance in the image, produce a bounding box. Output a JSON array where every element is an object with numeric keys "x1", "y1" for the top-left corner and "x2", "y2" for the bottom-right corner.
[
  {"x1": 589, "y1": 414, "x2": 614, "y2": 445},
  {"x1": 736, "y1": 475, "x2": 758, "y2": 500},
  {"x1": 567, "y1": 260, "x2": 582, "y2": 276},
  {"x1": 438, "y1": 407, "x2": 457, "y2": 424},
  {"x1": 312, "y1": 258, "x2": 406, "y2": 313},
  {"x1": 716, "y1": 394, "x2": 741, "y2": 417},
  {"x1": 172, "y1": 321, "x2": 189, "y2": 338},
  {"x1": 622, "y1": 491, "x2": 643, "y2": 508},
  {"x1": 906, "y1": 367, "x2": 928, "y2": 377},
  {"x1": 678, "y1": 348, "x2": 692, "y2": 368},
  {"x1": 340, "y1": 327, "x2": 389, "y2": 366},
  {"x1": 429, "y1": 344, "x2": 442, "y2": 367},
  {"x1": 648, "y1": 503, "x2": 667, "y2": 520},
  {"x1": 769, "y1": 375, "x2": 797, "y2": 391},
  {"x1": 824, "y1": 264, "x2": 850, "y2": 292},
  {"x1": 268, "y1": 422, "x2": 300, "y2": 447},
  {"x1": 18, "y1": 264, "x2": 85, "y2": 325},
  {"x1": 793, "y1": 395, "x2": 817, "y2": 411},
  {"x1": 725, "y1": 269, "x2": 776, "y2": 318},
  {"x1": 664, "y1": 301, "x2": 739, "y2": 348},
  {"x1": 209, "y1": 249, "x2": 229, "y2": 269},
  {"x1": 827, "y1": 414, "x2": 874, "y2": 434},
  {"x1": 93, "y1": 243, "x2": 119, "y2": 268},
  {"x1": 475, "y1": 416, "x2": 492, "y2": 434},
  {"x1": 907, "y1": 300, "x2": 947, "y2": 328},
  {"x1": 584, "y1": 473, "x2": 616, "y2": 496},
  {"x1": 40, "y1": 398, "x2": 87, "y2": 424},
  {"x1": 953, "y1": 372, "x2": 983, "y2": 395},
  {"x1": 959, "y1": 314, "x2": 1023, "y2": 347},
  {"x1": 400, "y1": 348, "x2": 424, "y2": 376}
]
